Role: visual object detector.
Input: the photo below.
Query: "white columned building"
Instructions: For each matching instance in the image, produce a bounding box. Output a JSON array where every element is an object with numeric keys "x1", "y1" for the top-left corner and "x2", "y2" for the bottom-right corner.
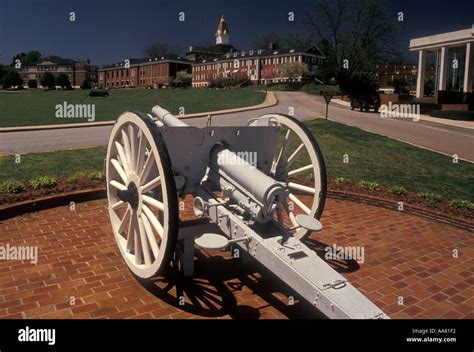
[{"x1": 409, "y1": 26, "x2": 474, "y2": 98}]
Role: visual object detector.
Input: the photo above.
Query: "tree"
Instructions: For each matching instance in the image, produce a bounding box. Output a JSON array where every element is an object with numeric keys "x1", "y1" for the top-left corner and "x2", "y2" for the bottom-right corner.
[
  {"x1": 173, "y1": 70, "x2": 192, "y2": 87},
  {"x1": 2, "y1": 70, "x2": 23, "y2": 88},
  {"x1": 56, "y1": 73, "x2": 71, "y2": 89},
  {"x1": 143, "y1": 43, "x2": 182, "y2": 58},
  {"x1": 11, "y1": 50, "x2": 41, "y2": 66},
  {"x1": 253, "y1": 32, "x2": 313, "y2": 50},
  {"x1": 280, "y1": 62, "x2": 309, "y2": 83},
  {"x1": 40, "y1": 72, "x2": 56, "y2": 89},
  {"x1": 307, "y1": 0, "x2": 399, "y2": 79},
  {"x1": 80, "y1": 80, "x2": 92, "y2": 89},
  {"x1": 338, "y1": 70, "x2": 379, "y2": 98},
  {"x1": 27, "y1": 79, "x2": 38, "y2": 88}
]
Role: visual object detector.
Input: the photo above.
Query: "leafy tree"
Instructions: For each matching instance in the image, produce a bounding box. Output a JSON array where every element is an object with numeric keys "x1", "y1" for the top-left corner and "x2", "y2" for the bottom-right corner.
[
  {"x1": 307, "y1": 0, "x2": 399, "y2": 78},
  {"x1": 173, "y1": 70, "x2": 192, "y2": 87},
  {"x1": 56, "y1": 73, "x2": 71, "y2": 89},
  {"x1": 40, "y1": 72, "x2": 56, "y2": 89},
  {"x1": 424, "y1": 77, "x2": 435, "y2": 97},
  {"x1": 338, "y1": 71, "x2": 379, "y2": 98},
  {"x1": 11, "y1": 50, "x2": 41, "y2": 66},
  {"x1": 390, "y1": 78, "x2": 409, "y2": 95},
  {"x1": 27, "y1": 79, "x2": 38, "y2": 88},
  {"x1": 143, "y1": 43, "x2": 182, "y2": 58},
  {"x1": 2, "y1": 70, "x2": 23, "y2": 88},
  {"x1": 80, "y1": 80, "x2": 92, "y2": 89},
  {"x1": 280, "y1": 62, "x2": 309, "y2": 83}
]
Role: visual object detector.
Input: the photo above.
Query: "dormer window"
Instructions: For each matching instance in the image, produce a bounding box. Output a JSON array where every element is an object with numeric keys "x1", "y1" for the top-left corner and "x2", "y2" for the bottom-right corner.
[
  {"x1": 226, "y1": 53, "x2": 230, "y2": 58},
  {"x1": 241, "y1": 51, "x2": 246, "y2": 56},
  {"x1": 249, "y1": 50, "x2": 254, "y2": 55},
  {"x1": 273, "y1": 51, "x2": 278, "y2": 55},
  {"x1": 289, "y1": 49, "x2": 295, "y2": 53}
]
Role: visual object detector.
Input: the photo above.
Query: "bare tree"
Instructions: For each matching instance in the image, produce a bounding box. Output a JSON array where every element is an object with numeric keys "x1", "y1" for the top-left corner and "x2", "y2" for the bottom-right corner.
[
  {"x1": 143, "y1": 43, "x2": 182, "y2": 58},
  {"x1": 307, "y1": 0, "x2": 399, "y2": 76}
]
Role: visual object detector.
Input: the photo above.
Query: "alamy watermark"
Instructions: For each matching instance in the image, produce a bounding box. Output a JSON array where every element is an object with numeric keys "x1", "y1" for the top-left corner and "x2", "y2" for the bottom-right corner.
[
  {"x1": 0, "y1": 244, "x2": 38, "y2": 264},
  {"x1": 55, "y1": 101, "x2": 95, "y2": 122},
  {"x1": 380, "y1": 102, "x2": 420, "y2": 122},
  {"x1": 217, "y1": 151, "x2": 257, "y2": 168},
  {"x1": 325, "y1": 243, "x2": 365, "y2": 264}
]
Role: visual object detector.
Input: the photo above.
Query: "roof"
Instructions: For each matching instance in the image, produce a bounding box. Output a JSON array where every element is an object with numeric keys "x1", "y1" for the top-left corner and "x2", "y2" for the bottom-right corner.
[
  {"x1": 215, "y1": 15, "x2": 230, "y2": 36},
  {"x1": 193, "y1": 46, "x2": 325, "y2": 64},
  {"x1": 99, "y1": 54, "x2": 191, "y2": 70},
  {"x1": 187, "y1": 44, "x2": 234, "y2": 54},
  {"x1": 27, "y1": 57, "x2": 78, "y2": 66}
]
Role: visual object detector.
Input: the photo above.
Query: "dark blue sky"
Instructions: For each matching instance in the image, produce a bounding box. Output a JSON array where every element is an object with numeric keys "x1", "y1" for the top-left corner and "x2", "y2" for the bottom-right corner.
[{"x1": 1, "y1": 0, "x2": 473, "y2": 65}]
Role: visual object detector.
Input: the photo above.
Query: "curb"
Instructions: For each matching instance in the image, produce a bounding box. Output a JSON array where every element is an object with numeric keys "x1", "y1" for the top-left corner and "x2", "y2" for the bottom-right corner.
[
  {"x1": 0, "y1": 91, "x2": 277, "y2": 133},
  {"x1": 0, "y1": 187, "x2": 471, "y2": 231}
]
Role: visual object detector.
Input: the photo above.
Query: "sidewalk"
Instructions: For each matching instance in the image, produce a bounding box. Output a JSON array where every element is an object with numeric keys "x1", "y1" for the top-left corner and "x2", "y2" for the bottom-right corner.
[{"x1": 331, "y1": 98, "x2": 474, "y2": 130}]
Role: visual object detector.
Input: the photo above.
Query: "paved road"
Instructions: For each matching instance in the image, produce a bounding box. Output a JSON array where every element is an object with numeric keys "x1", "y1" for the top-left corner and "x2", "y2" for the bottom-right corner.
[{"x1": 1, "y1": 92, "x2": 473, "y2": 161}]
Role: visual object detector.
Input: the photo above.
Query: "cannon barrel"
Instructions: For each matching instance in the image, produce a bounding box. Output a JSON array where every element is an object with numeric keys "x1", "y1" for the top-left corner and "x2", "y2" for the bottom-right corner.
[
  {"x1": 152, "y1": 105, "x2": 187, "y2": 127},
  {"x1": 151, "y1": 105, "x2": 286, "y2": 220}
]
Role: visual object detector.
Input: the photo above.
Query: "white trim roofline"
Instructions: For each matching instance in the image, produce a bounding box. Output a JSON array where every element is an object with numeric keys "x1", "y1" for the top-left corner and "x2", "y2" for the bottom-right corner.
[{"x1": 409, "y1": 26, "x2": 474, "y2": 51}]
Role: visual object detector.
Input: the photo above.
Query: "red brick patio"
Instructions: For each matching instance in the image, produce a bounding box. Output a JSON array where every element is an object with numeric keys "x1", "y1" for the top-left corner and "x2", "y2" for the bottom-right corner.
[{"x1": 0, "y1": 197, "x2": 472, "y2": 319}]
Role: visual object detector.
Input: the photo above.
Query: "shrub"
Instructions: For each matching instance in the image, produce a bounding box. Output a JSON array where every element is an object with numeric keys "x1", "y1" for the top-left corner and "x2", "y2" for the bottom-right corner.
[
  {"x1": 80, "y1": 80, "x2": 92, "y2": 89},
  {"x1": 417, "y1": 192, "x2": 442, "y2": 203},
  {"x1": 335, "y1": 177, "x2": 346, "y2": 184},
  {"x1": 89, "y1": 89, "x2": 109, "y2": 97},
  {"x1": 27, "y1": 79, "x2": 38, "y2": 88},
  {"x1": 449, "y1": 199, "x2": 474, "y2": 211},
  {"x1": 40, "y1": 72, "x2": 55, "y2": 89},
  {"x1": 429, "y1": 110, "x2": 474, "y2": 121},
  {"x1": 358, "y1": 180, "x2": 379, "y2": 191},
  {"x1": 389, "y1": 186, "x2": 407, "y2": 196},
  {"x1": 0, "y1": 180, "x2": 24, "y2": 194},
  {"x1": 30, "y1": 176, "x2": 57, "y2": 190},
  {"x1": 88, "y1": 171, "x2": 104, "y2": 180},
  {"x1": 56, "y1": 73, "x2": 71, "y2": 89}
]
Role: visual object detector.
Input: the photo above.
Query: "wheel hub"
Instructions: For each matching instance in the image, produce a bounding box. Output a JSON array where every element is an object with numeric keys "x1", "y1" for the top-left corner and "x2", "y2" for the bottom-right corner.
[{"x1": 117, "y1": 182, "x2": 139, "y2": 209}]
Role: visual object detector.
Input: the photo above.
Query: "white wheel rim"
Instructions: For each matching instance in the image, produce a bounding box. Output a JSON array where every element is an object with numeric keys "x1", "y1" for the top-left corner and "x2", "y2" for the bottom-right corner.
[
  {"x1": 106, "y1": 112, "x2": 175, "y2": 278},
  {"x1": 252, "y1": 114, "x2": 326, "y2": 239}
]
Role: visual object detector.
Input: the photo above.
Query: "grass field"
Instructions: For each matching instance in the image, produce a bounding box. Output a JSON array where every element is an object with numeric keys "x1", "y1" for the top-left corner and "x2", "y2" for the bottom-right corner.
[
  {"x1": 0, "y1": 119, "x2": 472, "y2": 202},
  {"x1": 0, "y1": 88, "x2": 265, "y2": 127}
]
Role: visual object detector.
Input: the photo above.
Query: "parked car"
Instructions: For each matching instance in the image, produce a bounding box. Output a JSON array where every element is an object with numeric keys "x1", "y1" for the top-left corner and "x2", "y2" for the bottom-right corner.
[{"x1": 350, "y1": 94, "x2": 381, "y2": 112}]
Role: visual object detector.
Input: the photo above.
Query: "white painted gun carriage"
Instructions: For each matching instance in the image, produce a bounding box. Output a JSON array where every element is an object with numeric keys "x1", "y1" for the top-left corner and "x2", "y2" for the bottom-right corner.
[{"x1": 105, "y1": 107, "x2": 388, "y2": 319}]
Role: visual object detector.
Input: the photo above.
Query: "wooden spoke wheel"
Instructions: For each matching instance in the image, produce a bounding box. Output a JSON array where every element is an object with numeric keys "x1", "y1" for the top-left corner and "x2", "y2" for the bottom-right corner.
[
  {"x1": 106, "y1": 111, "x2": 179, "y2": 279},
  {"x1": 249, "y1": 114, "x2": 327, "y2": 239}
]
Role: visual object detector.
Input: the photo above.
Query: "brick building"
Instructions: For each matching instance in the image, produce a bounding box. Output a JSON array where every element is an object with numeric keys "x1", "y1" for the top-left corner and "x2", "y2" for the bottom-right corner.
[
  {"x1": 376, "y1": 63, "x2": 436, "y2": 90},
  {"x1": 17, "y1": 58, "x2": 97, "y2": 88},
  {"x1": 98, "y1": 55, "x2": 191, "y2": 89},
  {"x1": 190, "y1": 15, "x2": 325, "y2": 87}
]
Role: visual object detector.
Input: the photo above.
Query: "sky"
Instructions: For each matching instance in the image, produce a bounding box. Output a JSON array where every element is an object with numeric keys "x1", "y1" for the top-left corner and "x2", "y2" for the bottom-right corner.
[{"x1": 0, "y1": 0, "x2": 473, "y2": 66}]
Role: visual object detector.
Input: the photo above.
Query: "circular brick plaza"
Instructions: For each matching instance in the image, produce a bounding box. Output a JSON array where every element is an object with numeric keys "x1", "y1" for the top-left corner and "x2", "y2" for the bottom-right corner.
[{"x1": 0, "y1": 197, "x2": 472, "y2": 319}]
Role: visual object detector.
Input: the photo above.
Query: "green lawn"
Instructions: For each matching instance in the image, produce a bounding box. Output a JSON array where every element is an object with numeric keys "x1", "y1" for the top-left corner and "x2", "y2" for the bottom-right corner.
[
  {"x1": 0, "y1": 88, "x2": 265, "y2": 127},
  {"x1": 0, "y1": 119, "x2": 472, "y2": 202}
]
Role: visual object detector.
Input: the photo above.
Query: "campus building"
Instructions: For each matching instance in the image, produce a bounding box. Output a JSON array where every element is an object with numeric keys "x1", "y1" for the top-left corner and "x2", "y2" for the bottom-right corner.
[
  {"x1": 376, "y1": 63, "x2": 436, "y2": 91},
  {"x1": 17, "y1": 58, "x2": 97, "y2": 88},
  {"x1": 97, "y1": 55, "x2": 191, "y2": 88},
  {"x1": 190, "y1": 15, "x2": 325, "y2": 87},
  {"x1": 410, "y1": 26, "x2": 474, "y2": 98}
]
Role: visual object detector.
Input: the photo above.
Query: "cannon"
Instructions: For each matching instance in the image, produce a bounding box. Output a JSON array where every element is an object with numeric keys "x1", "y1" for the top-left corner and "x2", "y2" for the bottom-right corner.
[{"x1": 105, "y1": 107, "x2": 388, "y2": 319}]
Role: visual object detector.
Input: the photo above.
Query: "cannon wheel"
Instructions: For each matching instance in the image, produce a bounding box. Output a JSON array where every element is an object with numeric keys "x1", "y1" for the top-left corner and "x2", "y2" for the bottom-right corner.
[
  {"x1": 249, "y1": 113, "x2": 327, "y2": 239},
  {"x1": 106, "y1": 111, "x2": 179, "y2": 279}
]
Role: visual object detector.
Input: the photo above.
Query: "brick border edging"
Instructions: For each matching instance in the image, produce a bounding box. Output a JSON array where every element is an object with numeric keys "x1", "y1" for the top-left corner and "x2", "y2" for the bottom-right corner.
[
  {"x1": 0, "y1": 91, "x2": 277, "y2": 133},
  {"x1": 0, "y1": 187, "x2": 471, "y2": 231},
  {"x1": 0, "y1": 188, "x2": 106, "y2": 221},
  {"x1": 328, "y1": 190, "x2": 473, "y2": 232}
]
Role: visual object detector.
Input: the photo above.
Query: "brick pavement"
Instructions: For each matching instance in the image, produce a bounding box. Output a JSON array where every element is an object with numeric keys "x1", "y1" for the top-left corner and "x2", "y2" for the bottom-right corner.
[{"x1": 0, "y1": 196, "x2": 472, "y2": 319}]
